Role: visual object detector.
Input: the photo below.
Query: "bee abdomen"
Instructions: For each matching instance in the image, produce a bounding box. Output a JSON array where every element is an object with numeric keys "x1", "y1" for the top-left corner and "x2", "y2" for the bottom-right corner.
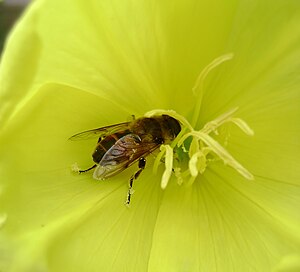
[
  {"x1": 92, "y1": 143, "x2": 107, "y2": 163},
  {"x1": 92, "y1": 130, "x2": 130, "y2": 163}
]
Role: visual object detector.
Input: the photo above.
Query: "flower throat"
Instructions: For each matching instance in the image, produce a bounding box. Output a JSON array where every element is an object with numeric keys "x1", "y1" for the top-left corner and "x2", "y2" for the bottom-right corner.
[{"x1": 145, "y1": 53, "x2": 254, "y2": 189}]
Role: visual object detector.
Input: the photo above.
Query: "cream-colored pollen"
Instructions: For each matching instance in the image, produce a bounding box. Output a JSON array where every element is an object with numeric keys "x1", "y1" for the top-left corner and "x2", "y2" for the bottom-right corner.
[
  {"x1": 173, "y1": 167, "x2": 183, "y2": 185},
  {"x1": 71, "y1": 163, "x2": 80, "y2": 173},
  {"x1": 189, "y1": 150, "x2": 207, "y2": 177},
  {"x1": 160, "y1": 145, "x2": 173, "y2": 189}
]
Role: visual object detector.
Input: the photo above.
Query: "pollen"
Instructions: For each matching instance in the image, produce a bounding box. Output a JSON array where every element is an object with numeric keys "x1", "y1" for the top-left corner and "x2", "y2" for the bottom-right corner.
[
  {"x1": 145, "y1": 53, "x2": 255, "y2": 190},
  {"x1": 71, "y1": 162, "x2": 80, "y2": 173}
]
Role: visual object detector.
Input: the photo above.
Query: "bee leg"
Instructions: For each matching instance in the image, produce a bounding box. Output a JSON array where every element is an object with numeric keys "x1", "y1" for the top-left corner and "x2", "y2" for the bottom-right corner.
[
  {"x1": 125, "y1": 157, "x2": 146, "y2": 205},
  {"x1": 79, "y1": 164, "x2": 97, "y2": 173}
]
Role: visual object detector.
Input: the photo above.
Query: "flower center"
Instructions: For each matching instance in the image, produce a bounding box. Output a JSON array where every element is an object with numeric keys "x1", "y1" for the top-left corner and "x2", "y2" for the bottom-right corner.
[
  {"x1": 144, "y1": 53, "x2": 254, "y2": 189},
  {"x1": 145, "y1": 107, "x2": 254, "y2": 189}
]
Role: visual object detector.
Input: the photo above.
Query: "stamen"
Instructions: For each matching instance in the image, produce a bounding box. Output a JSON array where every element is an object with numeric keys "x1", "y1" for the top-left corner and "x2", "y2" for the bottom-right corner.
[
  {"x1": 153, "y1": 146, "x2": 166, "y2": 174},
  {"x1": 227, "y1": 118, "x2": 254, "y2": 136},
  {"x1": 189, "y1": 151, "x2": 206, "y2": 177},
  {"x1": 148, "y1": 107, "x2": 254, "y2": 189},
  {"x1": 160, "y1": 145, "x2": 173, "y2": 189},
  {"x1": 185, "y1": 131, "x2": 254, "y2": 180},
  {"x1": 191, "y1": 53, "x2": 234, "y2": 127},
  {"x1": 189, "y1": 138, "x2": 200, "y2": 158},
  {"x1": 192, "y1": 53, "x2": 234, "y2": 96},
  {"x1": 200, "y1": 107, "x2": 239, "y2": 134}
]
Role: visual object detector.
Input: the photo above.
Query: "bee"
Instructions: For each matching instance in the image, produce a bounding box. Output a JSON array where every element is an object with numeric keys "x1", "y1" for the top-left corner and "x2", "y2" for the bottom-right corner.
[{"x1": 70, "y1": 115, "x2": 181, "y2": 204}]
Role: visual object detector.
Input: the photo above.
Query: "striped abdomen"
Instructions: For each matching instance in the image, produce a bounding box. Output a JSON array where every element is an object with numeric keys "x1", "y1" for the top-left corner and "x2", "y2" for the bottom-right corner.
[{"x1": 92, "y1": 130, "x2": 130, "y2": 163}]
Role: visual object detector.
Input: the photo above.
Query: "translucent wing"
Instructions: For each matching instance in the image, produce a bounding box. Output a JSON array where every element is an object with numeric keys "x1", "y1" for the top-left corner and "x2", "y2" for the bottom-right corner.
[
  {"x1": 93, "y1": 134, "x2": 160, "y2": 180},
  {"x1": 69, "y1": 121, "x2": 130, "y2": 140}
]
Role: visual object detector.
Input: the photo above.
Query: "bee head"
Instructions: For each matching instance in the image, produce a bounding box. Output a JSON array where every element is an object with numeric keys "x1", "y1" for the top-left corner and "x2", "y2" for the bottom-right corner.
[{"x1": 162, "y1": 115, "x2": 181, "y2": 138}]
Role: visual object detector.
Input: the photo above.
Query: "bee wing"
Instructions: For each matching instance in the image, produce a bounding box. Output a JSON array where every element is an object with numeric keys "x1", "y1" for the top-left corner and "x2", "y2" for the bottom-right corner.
[
  {"x1": 69, "y1": 122, "x2": 130, "y2": 140},
  {"x1": 93, "y1": 134, "x2": 160, "y2": 180}
]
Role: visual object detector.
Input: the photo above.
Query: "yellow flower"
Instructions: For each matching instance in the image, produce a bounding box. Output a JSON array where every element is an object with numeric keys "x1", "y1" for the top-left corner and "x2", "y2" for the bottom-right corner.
[{"x1": 1, "y1": 0, "x2": 300, "y2": 271}]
